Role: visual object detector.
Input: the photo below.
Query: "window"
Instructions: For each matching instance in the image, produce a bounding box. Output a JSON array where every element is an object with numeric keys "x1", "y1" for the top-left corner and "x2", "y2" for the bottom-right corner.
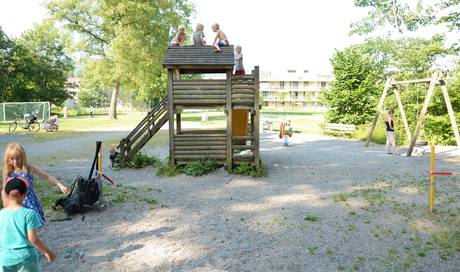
[
  {"x1": 321, "y1": 81, "x2": 327, "y2": 87},
  {"x1": 290, "y1": 82, "x2": 299, "y2": 89},
  {"x1": 279, "y1": 81, "x2": 285, "y2": 89}
]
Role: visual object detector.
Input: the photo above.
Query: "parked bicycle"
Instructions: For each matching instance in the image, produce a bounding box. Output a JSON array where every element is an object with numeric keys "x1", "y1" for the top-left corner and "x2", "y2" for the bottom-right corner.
[{"x1": 9, "y1": 111, "x2": 41, "y2": 132}]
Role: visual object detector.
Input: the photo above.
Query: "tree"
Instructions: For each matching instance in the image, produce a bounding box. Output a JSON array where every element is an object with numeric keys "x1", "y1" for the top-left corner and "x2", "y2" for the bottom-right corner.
[
  {"x1": 351, "y1": 0, "x2": 460, "y2": 36},
  {"x1": 78, "y1": 88, "x2": 109, "y2": 107},
  {"x1": 322, "y1": 44, "x2": 385, "y2": 125},
  {"x1": 48, "y1": 0, "x2": 193, "y2": 119},
  {"x1": 0, "y1": 23, "x2": 73, "y2": 106}
]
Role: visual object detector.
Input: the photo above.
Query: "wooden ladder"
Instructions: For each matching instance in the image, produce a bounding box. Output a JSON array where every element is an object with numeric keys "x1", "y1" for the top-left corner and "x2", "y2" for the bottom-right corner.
[{"x1": 118, "y1": 97, "x2": 168, "y2": 160}]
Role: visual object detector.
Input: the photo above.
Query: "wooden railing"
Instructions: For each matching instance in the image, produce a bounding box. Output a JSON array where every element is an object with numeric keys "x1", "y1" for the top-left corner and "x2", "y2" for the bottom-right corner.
[{"x1": 119, "y1": 97, "x2": 168, "y2": 160}]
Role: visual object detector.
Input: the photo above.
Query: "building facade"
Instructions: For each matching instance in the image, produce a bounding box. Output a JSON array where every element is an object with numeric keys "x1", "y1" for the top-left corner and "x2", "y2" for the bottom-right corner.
[{"x1": 260, "y1": 70, "x2": 332, "y2": 111}]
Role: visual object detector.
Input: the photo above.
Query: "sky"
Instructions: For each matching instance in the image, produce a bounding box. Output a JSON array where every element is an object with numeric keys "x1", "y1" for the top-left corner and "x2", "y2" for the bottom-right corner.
[{"x1": 1, "y1": 0, "x2": 369, "y2": 74}]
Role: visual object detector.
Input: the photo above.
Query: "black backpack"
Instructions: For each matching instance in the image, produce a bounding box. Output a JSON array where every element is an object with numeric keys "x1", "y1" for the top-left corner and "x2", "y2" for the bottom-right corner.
[{"x1": 54, "y1": 142, "x2": 102, "y2": 217}]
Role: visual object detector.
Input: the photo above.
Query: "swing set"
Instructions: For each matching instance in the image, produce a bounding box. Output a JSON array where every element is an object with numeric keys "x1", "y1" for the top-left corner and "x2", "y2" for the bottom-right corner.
[{"x1": 366, "y1": 71, "x2": 460, "y2": 157}]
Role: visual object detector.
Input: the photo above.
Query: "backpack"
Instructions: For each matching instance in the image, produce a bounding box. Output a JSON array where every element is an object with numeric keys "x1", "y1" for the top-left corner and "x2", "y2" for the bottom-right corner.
[{"x1": 54, "y1": 142, "x2": 102, "y2": 217}]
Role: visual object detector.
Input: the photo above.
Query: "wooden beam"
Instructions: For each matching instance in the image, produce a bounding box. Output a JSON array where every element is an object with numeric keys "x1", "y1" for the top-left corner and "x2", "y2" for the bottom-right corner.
[
  {"x1": 393, "y1": 88, "x2": 411, "y2": 144},
  {"x1": 168, "y1": 69, "x2": 175, "y2": 166},
  {"x1": 226, "y1": 70, "x2": 233, "y2": 169},
  {"x1": 254, "y1": 66, "x2": 260, "y2": 168},
  {"x1": 366, "y1": 78, "x2": 392, "y2": 147},
  {"x1": 407, "y1": 76, "x2": 437, "y2": 156},
  {"x1": 440, "y1": 84, "x2": 460, "y2": 147},
  {"x1": 176, "y1": 112, "x2": 181, "y2": 134},
  {"x1": 392, "y1": 78, "x2": 433, "y2": 85}
]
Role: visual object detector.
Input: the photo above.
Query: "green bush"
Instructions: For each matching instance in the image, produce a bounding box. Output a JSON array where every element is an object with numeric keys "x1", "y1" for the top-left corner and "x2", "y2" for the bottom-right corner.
[
  {"x1": 155, "y1": 158, "x2": 181, "y2": 177},
  {"x1": 180, "y1": 159, "x2": 216, "y2": 176},
  {"x1": 229, "y1": 162, "x2": 267, "y2": 177},
  {"x1": 121, "y1": 153, "x2": 160, "y2": 169},
  {"x1": 423, "y1": 114, "x2": 460, "y2": 145}
]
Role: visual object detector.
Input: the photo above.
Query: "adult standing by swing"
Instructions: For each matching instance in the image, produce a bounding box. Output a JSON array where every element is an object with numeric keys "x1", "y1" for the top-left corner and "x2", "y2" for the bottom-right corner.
[{"x1": 385, "y1": 109, "x2": 398, "y2": 154}]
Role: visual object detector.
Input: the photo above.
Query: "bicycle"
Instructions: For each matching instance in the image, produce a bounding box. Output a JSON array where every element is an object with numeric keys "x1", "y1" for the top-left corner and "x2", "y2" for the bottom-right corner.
[{"x1": 9, "y1": 112, "x2": 41, "y2": 133}]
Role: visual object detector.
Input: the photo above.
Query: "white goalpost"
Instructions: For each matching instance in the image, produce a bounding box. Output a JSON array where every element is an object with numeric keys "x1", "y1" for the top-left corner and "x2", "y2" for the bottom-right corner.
[{"x1": 0, "y1": 102, "x2": 51, "y2": 122}]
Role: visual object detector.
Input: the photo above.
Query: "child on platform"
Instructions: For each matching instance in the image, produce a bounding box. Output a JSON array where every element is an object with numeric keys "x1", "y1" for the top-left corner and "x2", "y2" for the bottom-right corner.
[
  {"x1": 2, "y1": 143, "x2": 69, "y2": 226},
  {"x1": 211, "y1": 23, "x2": 228, "y2": 52},
  {"x1": 170, "y1": 25, "x2": 186, "y2": 46},
  {"x1": 192, "y1": 23, "x2": 206, "y2": 45},
  {"x1": 234, "y1": 45, "x2": 245, "y2": 75},
  {"x1": 0, "y1": 176, "x2": 55, "y2": 271}
]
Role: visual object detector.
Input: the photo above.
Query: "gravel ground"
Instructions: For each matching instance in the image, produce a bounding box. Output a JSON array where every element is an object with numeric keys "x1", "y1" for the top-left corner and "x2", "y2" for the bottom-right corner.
[{"x1": 1, "y1": 131, "x2": 460, "y2": 271}]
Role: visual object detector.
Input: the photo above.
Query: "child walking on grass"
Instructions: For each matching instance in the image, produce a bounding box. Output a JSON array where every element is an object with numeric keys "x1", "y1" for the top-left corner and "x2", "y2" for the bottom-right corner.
[
  {"x1": 0, "y1": 176, "x2": 55, "y2": 271},
  {"x1": 2, "y1": 143, "x2": 69, "y2": 226},
  {"x1": 192, "y1": 23, "x2": 206, "y2": 45},
  {"x1": 211, "y1": 23, "x2": 228, "y2": 52}
]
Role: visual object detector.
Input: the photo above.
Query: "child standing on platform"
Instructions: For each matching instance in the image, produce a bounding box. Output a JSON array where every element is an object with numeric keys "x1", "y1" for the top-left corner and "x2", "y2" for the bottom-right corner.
[
  {"x1": 192, "y1": 23, "x2": 206, "y2": 45},
  {"x1": 2, "y1": 143, "x2": 69, "y2": 226},
  {"x1": 234, "y1": 45, "x2": 245, "y2": 75},
  {"x1": 0, "y1": 176, "x2": 55, "y2": 271},
  {"x1": 170, "y1": 25, "x2": 186, "y2": 46},
  {"x1": 211, "y1": 23, "x2": 229, "y2": 52}
]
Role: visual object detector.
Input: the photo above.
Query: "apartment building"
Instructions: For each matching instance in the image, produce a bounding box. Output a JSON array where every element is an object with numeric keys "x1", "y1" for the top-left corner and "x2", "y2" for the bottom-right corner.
[{"x1": 260, "y1": 70, "x2": 332, "y2": 111}]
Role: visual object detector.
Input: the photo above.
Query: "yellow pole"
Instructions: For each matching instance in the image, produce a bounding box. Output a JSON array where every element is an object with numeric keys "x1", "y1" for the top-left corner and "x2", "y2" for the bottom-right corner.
[
  {"x1": 98, "y1": 150, "x2": 102, "y2": 172},
  {"x1": 429, "y1": 144, "x2": 435, "y2": 212}
]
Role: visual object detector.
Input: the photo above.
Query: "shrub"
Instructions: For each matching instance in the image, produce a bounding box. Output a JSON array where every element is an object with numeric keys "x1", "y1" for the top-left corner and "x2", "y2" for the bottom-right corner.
[
  {"x1": 229, "y1": 162, "x2": 267, "y2": 177},
  {"x1": 121, "y1": 153, "x2": 160, "y2": 169},
  {"x1": 155, "y1": 158, "x2": 181, "y2": 177},
  {"x1": 423, "y1": 113, "x2": 460, "y2": 145},
  {"x1": 180, "y1": 159, "x2": 216, "y2": 176}
]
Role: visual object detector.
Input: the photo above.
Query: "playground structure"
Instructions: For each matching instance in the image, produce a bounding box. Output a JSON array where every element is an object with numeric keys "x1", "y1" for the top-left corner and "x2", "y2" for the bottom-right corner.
[
  {"x1": 118, "y1": 45, "x2": 260, "y2": 168},
  {"x1": 428, "y1": 145, "x2": 454, "y2": 212},
  {"x1": 366, "y1": 71, "x2": 460, "y2": 156}
]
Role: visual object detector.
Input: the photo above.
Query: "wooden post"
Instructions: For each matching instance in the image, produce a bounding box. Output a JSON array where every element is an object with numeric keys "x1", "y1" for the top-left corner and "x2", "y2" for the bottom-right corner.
[
  {"x1": 168, "y1": 69, "x2": 175, "y2": 166},
  {"x1": 407, "y1": 75, "x2": 437, "y2": 156},
  {"x1": 393, "y1": 88, "x2": 411, "y2": 144},
  {"x1": 254, "y1": 66, "x2": 260, "y2": 168},
  {"x1": 366, "y1": 78, "x2": 392, "y2": 147},
  {"x1": 429, "y1": 144, "x2": 435, "y2": 212},
  {"x1": 226, "y1": 70, "x2": 233, "y2": 169},
  {"x1": 440, "y1": 84, "x2": 460, "y2": 147}
]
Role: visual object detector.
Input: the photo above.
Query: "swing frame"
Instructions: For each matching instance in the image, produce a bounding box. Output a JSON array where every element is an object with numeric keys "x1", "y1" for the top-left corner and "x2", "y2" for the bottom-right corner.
[{"x1": 366, "y1": 71, "x2": 460, "y2": 157}]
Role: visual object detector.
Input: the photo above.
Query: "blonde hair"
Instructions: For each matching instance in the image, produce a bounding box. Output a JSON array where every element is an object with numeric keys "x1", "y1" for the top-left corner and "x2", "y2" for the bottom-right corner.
[
  {"x1": 2, "y1": 143, "x2": 29, "y2": 177},
  {"x1": 178, "y1": 25, "x2": 185, "y2": 31},
  {"x1": 235, "y1": 45, "x2": 242, "y2": 50},
  {"x1": 195, "y1": 23, "x2": 204, "y2": 32},
  {"x1": 212, "y1": 23, "x2": 220, "y2": 30}
]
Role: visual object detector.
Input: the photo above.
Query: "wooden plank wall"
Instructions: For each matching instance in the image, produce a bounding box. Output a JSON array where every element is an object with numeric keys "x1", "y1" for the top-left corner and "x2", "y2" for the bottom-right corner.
[
  {"x1": 174, "y1": 131, "x2": 227, "y2": 164},
  {"x1": 173, "y1": 79, "x2": 227, "y2": 106}
]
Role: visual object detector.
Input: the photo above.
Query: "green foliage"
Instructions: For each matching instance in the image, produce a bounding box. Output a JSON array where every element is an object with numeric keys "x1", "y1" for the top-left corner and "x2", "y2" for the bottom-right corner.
[
  {"x1": 48, "y1": 0, "x2": 193, "y2": 117},
  {"x1": 121, "y1": 153, "x2": 160, "y2": 169},
  {"x1": 78, "y1": 88, "x2": 109, "y2": 107},
  {"x1": 322, "y1": 44, "x2": 385, "y2": 125},
  {"x1": 0, "y1": 22, "x2": 73, "y2": 105},
  {"x1": 180, "y1": 159, "x2": 216, "y2": 176},
  {"x1": 423, "y1": 114, "x2": 460, "y2": 145},
  {"x1": 229, "y1": 162, "x2": 267, "y2": 177},
  {"x1": 304, "y1": 215, "x2": 320, "y2": 222},
  {"x1": 155, "y1": 159, "x2": 181, "y2": 177},
  {"x1": 351, "y1": 0, "x2": 435, "y2": 35}
]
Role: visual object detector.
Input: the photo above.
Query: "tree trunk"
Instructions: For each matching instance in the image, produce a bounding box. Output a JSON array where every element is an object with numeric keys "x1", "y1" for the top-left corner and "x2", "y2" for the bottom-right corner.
[{"x1": 109, "y1": 80, "x2": 120, "y2": 119}]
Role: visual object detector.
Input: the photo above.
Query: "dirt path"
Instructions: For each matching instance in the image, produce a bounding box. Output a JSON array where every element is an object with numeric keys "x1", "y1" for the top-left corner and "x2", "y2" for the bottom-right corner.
[{"x1": 2, "y1": 132, "x2": 460, "y2": 271}]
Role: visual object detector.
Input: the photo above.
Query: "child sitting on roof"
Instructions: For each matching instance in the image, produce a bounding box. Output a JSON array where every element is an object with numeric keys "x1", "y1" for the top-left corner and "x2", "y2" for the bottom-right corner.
[
  {"x1": 234, "y1": 45, "x2": 245, "y2": 75},
  {"x1": 211, "y1": 23, "x2": 228, "y2": 53},
  {"x1": 170, "y1": 25, "x2": 186, "y2": 46},
  {"x1": 192, "y1": 23, "x2": 206, "y2": 45}
]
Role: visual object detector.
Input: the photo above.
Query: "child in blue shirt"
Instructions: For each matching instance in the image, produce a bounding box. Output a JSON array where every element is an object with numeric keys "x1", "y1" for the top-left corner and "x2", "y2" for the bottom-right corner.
[{"x1": 0, "y1": 176, "x2": 55, "y2": 271}]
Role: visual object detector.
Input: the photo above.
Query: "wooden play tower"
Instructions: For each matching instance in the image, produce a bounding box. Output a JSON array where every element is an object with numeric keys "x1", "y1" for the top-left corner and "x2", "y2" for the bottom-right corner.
[{"x1": 119, "y1": 45, "x2": 260, "y2": 169}]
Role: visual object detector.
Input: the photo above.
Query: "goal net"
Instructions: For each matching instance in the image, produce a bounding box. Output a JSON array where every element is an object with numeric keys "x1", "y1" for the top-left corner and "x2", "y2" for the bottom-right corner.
[{"x1": 0, "y1": 102, "x2": 50, "y2": 122}]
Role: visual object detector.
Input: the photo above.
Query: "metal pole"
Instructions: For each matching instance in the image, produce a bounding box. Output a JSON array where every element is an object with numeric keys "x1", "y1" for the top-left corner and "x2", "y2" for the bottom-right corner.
[{"x1": 429, "y1": 144, "x2": 435, "y2": 212}]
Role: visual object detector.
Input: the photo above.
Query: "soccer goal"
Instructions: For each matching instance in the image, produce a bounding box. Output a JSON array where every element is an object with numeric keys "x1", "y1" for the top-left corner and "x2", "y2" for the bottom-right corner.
[{"x1": 0, "y1": 102, "x2": 50, "y2": 122}]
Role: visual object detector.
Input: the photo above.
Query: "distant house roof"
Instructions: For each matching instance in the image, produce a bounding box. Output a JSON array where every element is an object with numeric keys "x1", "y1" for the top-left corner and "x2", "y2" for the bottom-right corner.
[{"x1": 163, "y1": 45, "x2": 234, "y2": 73}]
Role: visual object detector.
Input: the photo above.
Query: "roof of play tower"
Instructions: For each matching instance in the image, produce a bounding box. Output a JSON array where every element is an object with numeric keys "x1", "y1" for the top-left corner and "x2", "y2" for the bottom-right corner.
[{"x1": 163, "y1": 45, "x2": 234, "y2": 73}]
